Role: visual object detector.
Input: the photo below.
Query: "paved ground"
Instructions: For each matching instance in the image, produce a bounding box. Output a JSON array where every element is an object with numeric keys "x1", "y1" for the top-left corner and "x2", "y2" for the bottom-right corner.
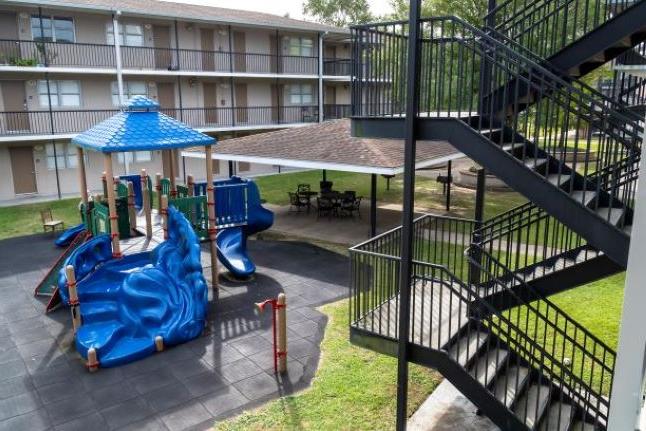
[{"x1": 0, "y1": 233, "x2": 348, "y2": 431}]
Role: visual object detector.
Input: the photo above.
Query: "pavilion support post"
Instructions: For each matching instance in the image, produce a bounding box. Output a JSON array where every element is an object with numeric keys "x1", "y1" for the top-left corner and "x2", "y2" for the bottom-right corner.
[
  {"x1": 155, "y1": 173, "x2": 162, "y2": 212},
  {"x1": 228, "y1": 161, "x2": 234, "y2": 178},
  {"x1": 127, "y1": 181, "x2": 137, "y2": 235},
  {"x1": 205, "y1": 145, "x2": 219, "y2": 292},
  {"x1": 187, "y1": 174, "x2": 194, "y2": 197},
  {"x1": 103, "y1": 153, "x2": 121, "y2": 258},
  {"x1": 396, "y1": 0, "x2": 422, "y2": 428},
  {"x1": 76, "y1": 147, "x2": 89, "y2": 223},
  {"x1": 161, "y1": 195, "x2": 169, "y2": 240},
  {"x1": 445, "y1": 160, "x2": 452, "y2": 212},
  {"x1": 322, "y1": 169, "x2": 327, "y2": 183},
  {"x1": 370, "y1": 173, "x2": 377, "y2": 237},
  {"x1": 141, "y1": 169, "x2": 152, "y2": 239}
]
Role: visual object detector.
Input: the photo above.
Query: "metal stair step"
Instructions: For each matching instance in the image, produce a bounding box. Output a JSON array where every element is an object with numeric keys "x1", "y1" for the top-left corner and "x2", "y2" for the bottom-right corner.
[
  {"x1": 595, "y1": 207, "x2": 624, "y2": 226},
  {"x1": 469, "y1": 347, "x2": 509, "y2": 387},
  {"x1": 569, "y1": 420, "x2": 597, "y2": 431},
  {"x1": 446, "y1": 330, "x2": 489, "y2": 367},
  {"x1": 569, "y1": 190, "x2": 598, "y2": 206},
  {"x1": 539, "y1": 402, "x2": 574, "y2": 431},
  {"x1": 513, "y1": 383, "x2": 551, "y2": 428},
  {"x1": 547, "y1": 173, "x2": 572, "y2": 186},
  {"x1": 523, "y1": 157, "x2": 548, "y2": 168},
  {"x1": 492, "y1": 364, "x2": 530, "y2": 408}
]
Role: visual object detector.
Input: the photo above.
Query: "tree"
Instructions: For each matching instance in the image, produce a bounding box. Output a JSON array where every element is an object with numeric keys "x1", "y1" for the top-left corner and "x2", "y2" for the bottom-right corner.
[
  {"x1": 388, "y1": 0, "x2": 487, "y2": 27},
  {"x1": 303, "y1": 0, "x2": 374, "y2": 27}
]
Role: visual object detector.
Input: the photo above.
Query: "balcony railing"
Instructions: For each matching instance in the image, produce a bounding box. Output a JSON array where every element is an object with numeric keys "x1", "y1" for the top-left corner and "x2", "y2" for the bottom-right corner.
[
  {"x1": 0, "y1": 104, "x2": 351, "y2": 137},
  {"x1": 0, "y1": 39, "x2": 319, "y2": 75},
  {"x1": 323, "y1": 58, "x2": 352, "y2": 76}
]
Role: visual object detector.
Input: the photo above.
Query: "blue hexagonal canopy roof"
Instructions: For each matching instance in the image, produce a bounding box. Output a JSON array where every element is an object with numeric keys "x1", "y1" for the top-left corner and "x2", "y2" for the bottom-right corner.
[{"x1": 72, "y1": 96, "x2": 215, "y2": 153}]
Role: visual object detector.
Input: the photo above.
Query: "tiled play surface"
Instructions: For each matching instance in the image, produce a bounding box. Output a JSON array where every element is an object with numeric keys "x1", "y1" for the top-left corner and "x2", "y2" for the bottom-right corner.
[{"x1": 0, "y1": 233, "x2": 348, "y2": 431}]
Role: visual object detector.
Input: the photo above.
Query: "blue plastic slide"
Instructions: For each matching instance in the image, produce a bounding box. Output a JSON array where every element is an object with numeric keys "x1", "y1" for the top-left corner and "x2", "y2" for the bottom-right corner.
[
  {"x1": 215, "y1": 177, "x2": 273, "y2": 277},
  {"x1": 55, "y1": 223, "x2": 86, "y2": 247},
  {"x1": 58, "y1": 207, "x2": 207, "y2": 367}
]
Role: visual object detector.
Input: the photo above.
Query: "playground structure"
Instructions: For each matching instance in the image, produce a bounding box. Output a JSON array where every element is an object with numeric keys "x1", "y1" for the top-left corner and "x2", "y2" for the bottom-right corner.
[{"x1": 35, "y1": 96, "x2": 274, "y2": 370}]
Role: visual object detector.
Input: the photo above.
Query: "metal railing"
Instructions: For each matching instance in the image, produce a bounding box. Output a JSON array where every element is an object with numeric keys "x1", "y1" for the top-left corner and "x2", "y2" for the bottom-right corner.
[
  {"x1": 0, "y1": 39, "x2": 319, "y2": 74},
  {"x1": 350, "y1": 213, "x2": 615, "y2": 428},
  {"x1": 484, "y1": 0, "x2": 638, "y2": 61},
  {"x1": 0, "y1": 104, "x2": 355, "y2": 137},
  {"x1": 351, "y1": 17, "x2": 641, "y2": 228},
  {"x1": 323, "y1": 58, "x2": 352, "y2": 75}
]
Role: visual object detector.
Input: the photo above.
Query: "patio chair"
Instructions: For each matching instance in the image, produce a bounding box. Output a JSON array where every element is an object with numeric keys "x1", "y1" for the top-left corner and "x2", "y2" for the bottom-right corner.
[
  {"x1": 297, "y1": 183, "x2": 311, "y2": 193},
  {"x1": 288, "y1": 192, "x2": 308, "y2": 213},
  {"x1": 41, "y1": 209, "x2": 64, "y2": 233},
  {"x1": 341, "y1": 194, "x2": 362, "y2": 218},
  {"x1": 316, "y1": 197, "x2": 335, "y2": 220}
]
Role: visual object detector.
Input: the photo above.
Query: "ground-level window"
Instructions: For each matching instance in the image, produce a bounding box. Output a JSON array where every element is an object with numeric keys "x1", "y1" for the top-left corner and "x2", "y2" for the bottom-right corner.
[
  {"x1": 38, "y1": 80, "x2": 81, "y2": 108},
  {"x1": 287, "y1": 37, "x2": 313, "y2": 56},
  {"x1": 288, "y1": 84, "x2": 313, "y2": 105},
  {"x1": 111, "y1": 81, "x2": 147, "y2": 106},
  {"x1": 45, "y1": 143, "x2": 77, "y2": 170},
  {"x1": 31, "y1": 16, "x2": 75, "y2": 42},
  {"x1": 106, "y1": 22, "x2": 144, "y2": 46},
  {"x1": 238, "y1": 161, "x2": 250, "y2": 172},
  {"x1": 117, "y1": 151, "x2": 153, "y2": 164}
]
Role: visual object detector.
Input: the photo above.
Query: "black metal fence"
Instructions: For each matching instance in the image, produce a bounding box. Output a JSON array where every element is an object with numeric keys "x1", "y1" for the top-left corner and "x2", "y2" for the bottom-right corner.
[
  {"x1": 485, "y1": 0, "x2": 639, "y2": 61},
  {"x1": 0, "y1": 39, "x2": 319, "y2": 74},
  {"x1": 350, "y1": 213, "x2": 615, "y2": 427},
  {"x1": 0, "y1": 104, "x2": 354, "y2": 136},
  {"x1": 351, "y1": 17, "x2": 642, "y2": 229}
]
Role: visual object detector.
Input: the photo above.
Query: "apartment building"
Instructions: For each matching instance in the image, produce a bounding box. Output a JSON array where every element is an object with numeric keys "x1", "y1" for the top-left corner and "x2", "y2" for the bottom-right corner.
[{"x1": 0, "y1": 0, "x2": 351, "y2": 201}]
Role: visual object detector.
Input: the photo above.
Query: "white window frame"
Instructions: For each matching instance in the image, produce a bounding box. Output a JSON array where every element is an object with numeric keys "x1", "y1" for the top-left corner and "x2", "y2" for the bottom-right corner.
[
  {"x1": 111, "y1": 81, "x2": 148, "y2": 106},
  {"x1": 45, "y1": 143, "x2": 78, "y2": 170},
  {"x1": 117, "y1": 151, "x2": 153, "y2": 164},
  {"x1": 287, "y1": 37, "x2": 313, "y2": 57},
  {"x1": 31, "y1": 15, "x2": 76, "y2": 43},
  {"x1": 38, "y1": 80, "x2": 81, "y2": 109},
  {"x1": 288, "y1": 84, "x2": 314, "y2": 105},
  {"x1": 106, "y1": 22, "x2": 144, "y2": 47}
]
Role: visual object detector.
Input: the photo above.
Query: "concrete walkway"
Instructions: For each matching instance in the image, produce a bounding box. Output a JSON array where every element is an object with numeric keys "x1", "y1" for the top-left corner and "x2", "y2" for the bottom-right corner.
[{"x1": 408, "y1": 380, "x2": 498, "y2": 431}]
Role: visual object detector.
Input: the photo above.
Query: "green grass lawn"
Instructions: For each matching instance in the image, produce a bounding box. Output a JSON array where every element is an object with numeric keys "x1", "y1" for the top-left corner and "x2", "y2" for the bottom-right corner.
[
  {"x1": 0, "y1": 197, "x2": 82, "y2": 240},
  {"x1": 215, "y1": 299, "x2": 441, "y2": 431}
]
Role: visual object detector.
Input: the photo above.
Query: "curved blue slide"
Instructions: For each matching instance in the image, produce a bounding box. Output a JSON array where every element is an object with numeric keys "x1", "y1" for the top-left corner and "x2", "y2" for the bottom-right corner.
[
  {"x1": 55, "y1": 223, "x2": 86, "y2": 247},
  {"x1": 58, "y1": 207, "x2": 207, "y2": 367},
  {"x1": 216, "y1": 177, "x2": 273, "y2": 278}
]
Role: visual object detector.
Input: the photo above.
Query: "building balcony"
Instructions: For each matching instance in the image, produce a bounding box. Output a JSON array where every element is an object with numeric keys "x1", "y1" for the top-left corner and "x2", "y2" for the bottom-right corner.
[
  {"x1": 0, "y1": 104, "x2": 352, "y2": 140},
  {"x1": 323, "y1": 58, "x2": 352, "y2": 76},
  {"x1": 0, "y1": 39, "x2": 352, "y2": 77}
]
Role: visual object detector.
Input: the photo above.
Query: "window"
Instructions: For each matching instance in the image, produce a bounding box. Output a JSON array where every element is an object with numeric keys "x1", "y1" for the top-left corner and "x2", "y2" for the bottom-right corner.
[
  {"x1": 117, "y1": 151, "x2": 152, "y2": 164},
  {"x1": 288, "y1": 84, "x2": 313, "y2": 105},
  {"x1": 31, "y1": 16, "x2": 75, "y2": 42},
  {"x1": 45, "y1": 143, "x2": 77, "y2": 170},
  {"x1": 288, "y1": 37, "x2": 313, "y2": 56},
  {"x1": 38, "y1": 80, "x2": 81, "y2": 108},
  {"x1": 111, "y1": 81, "x2": 147, "y2": 106},
  {"x1": 106, "y1": 23, "x2": 144, "y2": 46}
]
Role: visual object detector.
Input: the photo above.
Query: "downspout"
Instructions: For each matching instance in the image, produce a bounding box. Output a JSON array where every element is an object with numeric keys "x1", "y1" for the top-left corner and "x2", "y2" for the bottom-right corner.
[
  {"x1": 39, "y1": 7, "x2": 61, "y2": 199},
  {"x1": 318, "y1": 32, "x2": 325, "y2": 122},
  {"x1": 112, "y1": 11, "x2": 128, "y2": 174}
]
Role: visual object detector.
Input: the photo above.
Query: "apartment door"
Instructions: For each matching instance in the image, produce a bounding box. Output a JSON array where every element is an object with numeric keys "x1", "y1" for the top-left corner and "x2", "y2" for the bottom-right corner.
[
  {"x1": 203, "y1": 83, "x2": 218, "y2": 124},
  {"x1": 153, "y1": 25, "x2": 172, "y2": 69},
  {"x1": 324, "y1": 45, "x2": 336, "y2": 74},
  {"x1": 233, "y1": 31, "x2": 246, "y2": 72},
  {"x1": 157, "y1": 82, "x2": 176, "y2": 118},
  {"x1": 9, "y1": 146, "x2": 37, "y2": 195},
  {"x1": 234, "y1": 83, "x2": 248, "y2": 123},
  {"x1": 0, "y1": 13, "x2": 19, "y2": 60},
  {"x1": 269, "y1": 34, "x2": 279, "y2": 73},
  {"x1": 1, "y1": 81, "x2": 29, "y2": 132},
  {"x1": 200, "y1": 28, "x2": 215, "y2": 71},
  {"x1": 324, "y1": 85, "x2": 336, "y2": 105}
]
